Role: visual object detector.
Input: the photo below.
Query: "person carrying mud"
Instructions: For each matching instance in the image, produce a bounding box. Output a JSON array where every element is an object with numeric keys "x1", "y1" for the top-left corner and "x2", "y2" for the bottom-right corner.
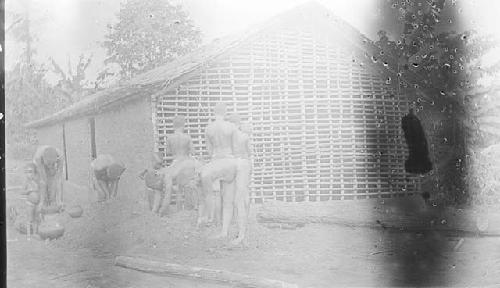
[
  {"x1": 139, "y1": 152, "x2": 165, "y2": 213},
  {"x1": 159, "y1": 115, "x2": 200, "y2": 216},
  {"x1": 90, "y1": 154, "x2": 126, "y2": 202},
  {"x1": 227, "y1": 114, "x2": 253, "y2": 245},
  {"x1": 33, "y1": 145, "x2": 64, "y2": 212},
  {"x1": 199, "y1": 103, "x2": 239, "y2": 239}
]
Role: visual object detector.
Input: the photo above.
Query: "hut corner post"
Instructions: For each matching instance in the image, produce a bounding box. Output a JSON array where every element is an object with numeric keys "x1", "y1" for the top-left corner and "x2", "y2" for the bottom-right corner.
[{"x1": 151, "y1": 91, "x2": 161, "y2": 154}]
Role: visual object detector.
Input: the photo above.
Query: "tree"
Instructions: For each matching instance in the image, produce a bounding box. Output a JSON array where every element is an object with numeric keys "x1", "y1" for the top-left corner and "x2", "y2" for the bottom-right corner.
[
  {"x1": 375, "y1": 0, "x2": 497, "y2": 95},
  {"x1": 49, "y1": 53, "x2": 93, "y2": 99},
  {"x1": 102, "y1": 0, "x2": 202, "y2": 79},
  {"x1": 5, "y1": 0, "x2": 92, "y2": 158},
  {"x1": 374, "y1": 0, "x2": 499, "y2": 205}
]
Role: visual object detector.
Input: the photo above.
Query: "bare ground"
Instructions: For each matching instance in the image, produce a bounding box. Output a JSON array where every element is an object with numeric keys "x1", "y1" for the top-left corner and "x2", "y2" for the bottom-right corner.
[{"x1": 6, "y1": 159, "x2": 500, "y2": 287}]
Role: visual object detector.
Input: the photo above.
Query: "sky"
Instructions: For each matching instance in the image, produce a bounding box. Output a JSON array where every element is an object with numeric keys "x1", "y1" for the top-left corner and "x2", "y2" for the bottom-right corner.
[{"x1": 5, "y1": 0, "x2": 500, "y2": 84}]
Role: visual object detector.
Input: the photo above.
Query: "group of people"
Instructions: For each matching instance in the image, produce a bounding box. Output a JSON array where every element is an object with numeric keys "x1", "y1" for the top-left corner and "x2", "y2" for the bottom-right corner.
[
  {"x1": 18, "y1": 102, "x2": 252, "y2": 245},
  {"x1": 19, "y1": 145, "x2": 65, "y2": 235},
  {"x1": 140, "y1": 102, "x2": 253, "y2": 245}
]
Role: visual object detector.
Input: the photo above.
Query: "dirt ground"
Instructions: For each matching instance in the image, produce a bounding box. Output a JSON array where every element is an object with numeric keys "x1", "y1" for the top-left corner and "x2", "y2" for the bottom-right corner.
[{"x1": 6, "y1": 159, "x2": 500, "y2": 287}]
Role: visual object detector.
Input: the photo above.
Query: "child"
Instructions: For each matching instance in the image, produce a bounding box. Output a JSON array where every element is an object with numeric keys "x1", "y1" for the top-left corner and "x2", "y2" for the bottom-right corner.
[
  {"x1": 21, "y1": 163, "x2": 41, "y2": 235},
  {"x1": 139, "y1": 152, "x2": 165, "y2": 214}
]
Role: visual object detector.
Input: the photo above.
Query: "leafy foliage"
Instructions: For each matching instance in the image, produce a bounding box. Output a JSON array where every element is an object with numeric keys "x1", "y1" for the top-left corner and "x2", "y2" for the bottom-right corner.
[
  {"x1": 50, "y1": 54, "x2": 93, "y2": 98},
  {"x1": 5, "y1": 4, "x2": 93, "y2": 157},
  {"x1": 375, "y1": 0, "x2": 497, "y2": 95},
  {"x1": 375, "y1": 0, "x2": 499, "y2": 205},
  {"x1": 102, "y1": 0, "x2": 202, "y2": 79}
]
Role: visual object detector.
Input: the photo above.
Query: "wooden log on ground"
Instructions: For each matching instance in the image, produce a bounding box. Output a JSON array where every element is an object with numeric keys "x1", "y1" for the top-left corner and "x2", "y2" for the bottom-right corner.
[
  {"x1": 115, "y1": 255, "x2": 299, "y2": 288},
  {"x1": 257, "y1": 197, "x2": 500, "y2": 236}
]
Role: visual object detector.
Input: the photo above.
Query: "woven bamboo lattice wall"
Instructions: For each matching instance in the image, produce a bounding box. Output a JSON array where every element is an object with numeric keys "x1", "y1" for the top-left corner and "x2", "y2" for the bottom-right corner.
[{"x1": 155, "y1": 25, "x2": 420, "y2": 203}]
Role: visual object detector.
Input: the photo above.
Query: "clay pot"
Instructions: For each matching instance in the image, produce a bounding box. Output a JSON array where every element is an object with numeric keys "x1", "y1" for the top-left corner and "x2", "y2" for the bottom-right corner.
[
  {"x1": 67, "y1": 205, "x2": 83, "y2": 218},
  {"x1": 38, "y1": 220, "x2": 65, "y2": 240}
]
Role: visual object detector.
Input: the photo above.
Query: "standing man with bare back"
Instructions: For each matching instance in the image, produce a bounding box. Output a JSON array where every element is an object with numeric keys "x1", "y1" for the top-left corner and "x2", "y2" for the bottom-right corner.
[
  {"x1": 159, "y1": 115, "x2": 199, "y2": 216},
  {"x1": 228, "y1": 114, "x2": 252, "y2": 245},
  {"x1": 199, "y1": 103, "x2": 238, "y2": 239}
]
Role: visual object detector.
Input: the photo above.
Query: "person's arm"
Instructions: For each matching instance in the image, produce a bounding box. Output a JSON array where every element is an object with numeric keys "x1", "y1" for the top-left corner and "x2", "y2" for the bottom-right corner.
[
  {"x1": 246, "y1": 136, "x2": 252, "y2": 158},
  {"x1": 231, "y1": 126, "x2": 239, "y2": 155},
  {"x1": 187, "y1": 136, "x2": 194, "y2": 157},
  {"x1": 205, "y1": 128, "x2": 213, "y2": 158},
  {"x1": 96, "y1": 179, "x2": 111, "y2": 200},
  {"x1": 138, "y1": 169, "x2": 147, "y2": 180},
  {"x1": 165, "y1": 137, "x2": 172, "y2": 157},
  {"x1": 34, "y1": 156, "x2": 48, "y2": 190},
  {"x1": 37, "y1": 181, "x2": 48, "y2": 210}
]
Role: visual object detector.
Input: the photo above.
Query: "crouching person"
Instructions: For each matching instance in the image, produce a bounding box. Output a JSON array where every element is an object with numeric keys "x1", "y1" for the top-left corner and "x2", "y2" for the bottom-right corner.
[
  {"x1": 90, "y1": 154, "x2": 126, "y2": 202},
  {"x1": 139, "y1": 152, "x2": 166, "y2": 214},
  {"x1": 158, "y1": 115, "x2": 199, "y2": 217}
]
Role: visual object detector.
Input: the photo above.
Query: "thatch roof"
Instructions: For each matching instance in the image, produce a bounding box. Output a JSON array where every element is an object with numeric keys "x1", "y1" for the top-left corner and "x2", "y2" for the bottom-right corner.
[{"x1": 26, "y1": 1, "x2": 425, "y2": 129}]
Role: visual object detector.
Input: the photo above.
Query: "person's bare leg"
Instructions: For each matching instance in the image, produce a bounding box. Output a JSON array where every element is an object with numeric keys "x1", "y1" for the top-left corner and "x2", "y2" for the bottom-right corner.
[
  {"x1": 196, "y1": 198, "x2": 207, "y2": 228},
  {"x1": 199, "y1": 171, "x2": 215, "y2": 226},
  {"x1": 110, "y1": 180, "x2": 119, "y2": 198},
  {"x1": 204, "y1": 191, "x2": 214, "y2": 225},
  {"x1": 152, "y1": 189, "x2": 164, "y2": 214},
  {"x1": 231, "y1": 192, "x2": 250, "y2": 245},
  {"x1": 106, "y1": 181, "x2": 113, "y2": 200},
  {"x1": 176, "y1": 184, "x2": 184, "y2": 212},
  {"x1": 27, "y1": 204, "x2": 36, "y2": 236},
  {"x1": 46, "y1": 177, "x2": 56, "y2": 206},
  {"x1": 184, "y1": 183, "x2": 194, "y2": 210},
  {"x1": 146, "y1": 189, "x2": 155, "y2": 211},
  {"x1": 231, "y1": 160, "x2": 251, "y2": 245},
  {"x1": 212, "y1": 188, "x2": 222, "y2": 226},
  {"x1": 159, "y1": 175, "x2": 173, "y2": 216},
  {"x1": 96, "y1": 179, "x2": 109, "y2": 202},
  {"x1": 57, "y1": 173, "x2": 64, "y2": 207},
  {"x1": 212, "y1": 183, "x2": 222, "y2": 226},
  {"x1": 206, "y1": 181, "x2": 223, "y2": 226},
  {"x1": 213, "y1": 180, "x2": 236, "y2": 239}
]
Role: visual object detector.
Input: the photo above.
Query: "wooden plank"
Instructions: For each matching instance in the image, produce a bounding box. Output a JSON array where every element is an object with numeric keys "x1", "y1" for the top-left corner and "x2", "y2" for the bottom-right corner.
[{"x1": 115, "y1": 256, "x2": 299, "y2": 288}]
